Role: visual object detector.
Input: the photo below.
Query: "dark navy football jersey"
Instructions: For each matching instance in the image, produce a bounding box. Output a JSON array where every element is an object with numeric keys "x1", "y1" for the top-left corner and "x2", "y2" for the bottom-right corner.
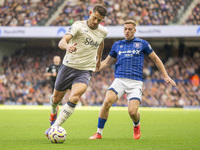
[
  {"x1": 109, "y1": 37, "x2": 153, "y2": 81},
  {"x1": 46, "y1": 64, "x2": 61, "y2": 83}
]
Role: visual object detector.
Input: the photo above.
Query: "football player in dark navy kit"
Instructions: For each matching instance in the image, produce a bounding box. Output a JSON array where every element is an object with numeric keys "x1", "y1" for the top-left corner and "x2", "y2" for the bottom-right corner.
[{"x1": 45, "y1": 56, "x2": 61, "y2": 92}]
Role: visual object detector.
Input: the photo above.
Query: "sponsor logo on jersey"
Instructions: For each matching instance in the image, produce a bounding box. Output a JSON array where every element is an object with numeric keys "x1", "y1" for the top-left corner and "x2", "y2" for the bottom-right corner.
[
  {"x1": 118, "y1": 49, "x2": 140, "y2": 57},
  {"x1": 125, "y1": 54, "x2": 133, "y2": 57},
  {"x1": 84, "y1": 37, "x2": 99, "y2": 48},
  {"x1": 132, "y1": 50, "x2": 140, "y2": 54}
]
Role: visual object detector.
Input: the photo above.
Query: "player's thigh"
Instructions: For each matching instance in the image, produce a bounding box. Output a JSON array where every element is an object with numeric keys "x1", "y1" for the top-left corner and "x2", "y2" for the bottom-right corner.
[
  {"x1": 108, "y1": 78, "x2": 125, "y2": 100},
  {"x1": 69, "y1": 83, "x2": 88, "y2": 100},
  {"x1": 103, "y1": 89, "x2": 118, "y2": 107},
  {"x1": 53, "y1": 89, "x2": 67, "y2": 103},
  {"x1": 125, "y1": 79, "x2": 142, "y2": 113}
]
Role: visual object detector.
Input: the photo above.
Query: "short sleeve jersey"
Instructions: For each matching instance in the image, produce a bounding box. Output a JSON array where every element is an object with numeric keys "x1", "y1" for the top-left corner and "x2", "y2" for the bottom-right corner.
[
  {"x1": 45, "y1": 64, "x2": 61, "y2": 83},
  {"x1": 109, "y1": 37, "x2": 153, "y2": 81},
  {"x1": 63, "y1": 20, "x2": 108, "y2": 71}
]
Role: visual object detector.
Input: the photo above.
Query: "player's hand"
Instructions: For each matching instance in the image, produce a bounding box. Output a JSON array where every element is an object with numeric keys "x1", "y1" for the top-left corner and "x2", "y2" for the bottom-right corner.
[
  {"x1": 52, "y1": 72, "x2": 57, "y2": 77},
  {"x1": 95, "y1": 61, "x2": 101, "y2": 72},
  {"x1": 164, "y1": 76, "x2": 176, "y2": 86},
  {"x1": 67, "y1": 43, "x2": 77, "y2": 53}
]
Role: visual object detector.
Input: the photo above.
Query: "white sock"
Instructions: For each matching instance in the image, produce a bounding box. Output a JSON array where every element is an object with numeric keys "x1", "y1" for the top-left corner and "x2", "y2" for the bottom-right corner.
[
  {"x1": 50, "y1": 95, "x2": 59, "y2": 114},
  {"x1": 97, "y1": 128, "x2": 103, "y2": 135},
  {"x1": 52, "y1": 103, "x2": 75, "y2": 126}
]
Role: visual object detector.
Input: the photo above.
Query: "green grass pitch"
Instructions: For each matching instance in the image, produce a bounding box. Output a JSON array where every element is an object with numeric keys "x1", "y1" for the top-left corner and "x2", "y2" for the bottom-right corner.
[{"x1": 0, "y1": 106, "x2": 200, "y2": 150}]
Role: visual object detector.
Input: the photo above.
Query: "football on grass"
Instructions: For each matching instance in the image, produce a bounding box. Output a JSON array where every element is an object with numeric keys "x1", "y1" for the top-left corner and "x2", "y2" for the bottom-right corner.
[{"x1": 48, "y1": 126, "x2": 67, "y2": 143}]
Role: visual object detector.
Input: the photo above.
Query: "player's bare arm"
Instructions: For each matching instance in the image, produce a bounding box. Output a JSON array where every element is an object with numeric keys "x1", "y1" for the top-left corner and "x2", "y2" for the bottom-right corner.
[
  {"x1": 96, "y1": 41, "x2": 104, "y2": 71},
  {"x1": 148, "y1": 51, "x2": 176, "y2": 86},
  {"x1": 58, "y1": 34, "x2": 77, "y2": 53},
  {"x1": 95, "y1": 55, "x2": 116, "y2": 72}
]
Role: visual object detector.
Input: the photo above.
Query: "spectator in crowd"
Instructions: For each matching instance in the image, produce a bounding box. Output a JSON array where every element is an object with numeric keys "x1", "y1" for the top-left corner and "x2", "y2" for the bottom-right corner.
[
  {"x1": 0, "y1": 47, "x2": 64, "y2": 105},
  {"x1": 0, "y1": 0, "x2": 63, "y2": 26},
  {"x1": 185, "y1": 2, "x2": 200, "y2": 25},
  {"x1": 1, "y1": 0, "x2": 197, "y2": 26},
  {"x1": 50, "y1": 0, "x2": 188, "y2": 26}
]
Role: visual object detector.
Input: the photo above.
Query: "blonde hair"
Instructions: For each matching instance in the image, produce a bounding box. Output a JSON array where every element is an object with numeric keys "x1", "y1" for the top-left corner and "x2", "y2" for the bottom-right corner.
[{"x1": 124, "y1": 20, "x2": 136, "y2": 26}]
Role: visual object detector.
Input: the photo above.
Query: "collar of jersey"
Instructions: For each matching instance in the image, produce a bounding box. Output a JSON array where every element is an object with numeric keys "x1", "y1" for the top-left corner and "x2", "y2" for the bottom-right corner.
[{"x1": 124, "y1": 37, "x2": 136, "y2": 42}]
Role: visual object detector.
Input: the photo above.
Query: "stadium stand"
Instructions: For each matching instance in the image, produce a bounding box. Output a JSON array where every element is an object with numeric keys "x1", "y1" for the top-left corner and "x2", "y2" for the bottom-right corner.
[
  {"x1": 0, "y1": 0, "x2": 64, "y2": 26},
  {"x1": 0, "y1": 47, "x2": 199, "y2": 107},
  {"x1": 49, "y1": 0, "x2": 191, "y2": 26},
  {"x1": 0, "y1": 0, "x2": 199, "y2": 108},
  {"x1": 184, "y1": 2, "x2": 200, "y2": 25},
  {"x1": 0, "y1": 0, "x2": 197, "y2": 26}
]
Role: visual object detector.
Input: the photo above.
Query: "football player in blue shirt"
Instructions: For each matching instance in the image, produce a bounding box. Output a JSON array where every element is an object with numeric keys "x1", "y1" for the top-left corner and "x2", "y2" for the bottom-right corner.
[{"x1": 89, "y1": 20, "x2": 176, "y2": 140}]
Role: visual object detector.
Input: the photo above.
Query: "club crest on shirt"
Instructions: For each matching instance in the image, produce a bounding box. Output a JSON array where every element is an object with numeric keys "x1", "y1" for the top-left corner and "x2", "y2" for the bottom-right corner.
[
  {"x1": 120, "y1": 45, "x2": 123, "y2": 48},
  {"x1": 134, "y1": 42, "x2": 141, "y2": 48},
  {"x1": 68, "y1": 26, "x2": 72, "y2": 33}
]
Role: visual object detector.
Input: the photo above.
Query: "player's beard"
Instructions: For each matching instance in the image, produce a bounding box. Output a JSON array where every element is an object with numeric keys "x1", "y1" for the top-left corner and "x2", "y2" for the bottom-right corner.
[{"x1": 87, "y1": 20, "x2": 97, "y2": 29}]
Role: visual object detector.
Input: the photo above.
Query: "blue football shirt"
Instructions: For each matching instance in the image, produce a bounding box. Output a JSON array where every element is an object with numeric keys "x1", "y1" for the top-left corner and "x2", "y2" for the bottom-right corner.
[{"x1": 109, "y1": 37, "x2": 153, "y2": 81}]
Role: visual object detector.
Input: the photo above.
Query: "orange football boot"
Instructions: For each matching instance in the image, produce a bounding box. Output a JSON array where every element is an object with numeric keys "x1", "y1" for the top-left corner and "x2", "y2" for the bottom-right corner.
[
  {"x1": 89, "y1": 133, "x2": 102, "y2": 139},
  {"x1": 49, "y1": 106, "x2": 59, "y2": 126},
  {"x1": 133, "y1": 124, "x2": 141, "y2": 139}
]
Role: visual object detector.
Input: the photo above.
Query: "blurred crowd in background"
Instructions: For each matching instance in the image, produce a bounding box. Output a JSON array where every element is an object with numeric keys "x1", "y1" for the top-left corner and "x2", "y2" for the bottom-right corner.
[
  {"x1": 50, "y1": 0, "x2": 190, "y2": 26},
  {"x1": 0, "y1": 0, "x2": 64, "y2": 26},
  {"x1": 0, "y1": 0, "x2": 199, "y2": 108},
  {"x1": 0, "y1": 0, "x2": 199, "y2": 26},
  {"x1": 0, "y1": 46, "x2": 199, "y2": 108},
  {"x1": 184, "y1": 2, "x2": 200, "y2": 25}
]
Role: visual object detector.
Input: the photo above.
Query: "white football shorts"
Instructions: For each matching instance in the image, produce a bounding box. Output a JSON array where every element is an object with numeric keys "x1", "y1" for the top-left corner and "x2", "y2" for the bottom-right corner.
[{"x1": 108, "y1": 78, "x2": 143, "y2": 103}]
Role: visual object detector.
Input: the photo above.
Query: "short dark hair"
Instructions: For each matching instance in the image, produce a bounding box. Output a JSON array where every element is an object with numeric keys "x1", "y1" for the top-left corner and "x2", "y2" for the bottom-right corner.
[{"x1": 93, "y1": 4, "x2": 107, "y2": 16}]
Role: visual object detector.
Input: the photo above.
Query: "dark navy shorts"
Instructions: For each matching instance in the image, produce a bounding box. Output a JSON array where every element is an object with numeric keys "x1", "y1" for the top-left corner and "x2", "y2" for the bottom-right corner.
[{"x1": 55, "y1": 64, "x2": 93, "y2": 91}]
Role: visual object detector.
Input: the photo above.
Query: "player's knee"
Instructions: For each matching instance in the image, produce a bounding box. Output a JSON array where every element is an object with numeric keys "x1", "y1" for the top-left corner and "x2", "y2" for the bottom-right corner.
[
  {"x1": 103, "y1": 99, "x2": 113, "y2": 109},
  {"x1": 69, "y1": 95, "x2": 80, "y2": 103},
  {"x1": 52, "y1": 95, "x2": 62, "y2": 104},
  {"x1": 128, "y1": 110, "x2": 138, "y2": 117}
]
